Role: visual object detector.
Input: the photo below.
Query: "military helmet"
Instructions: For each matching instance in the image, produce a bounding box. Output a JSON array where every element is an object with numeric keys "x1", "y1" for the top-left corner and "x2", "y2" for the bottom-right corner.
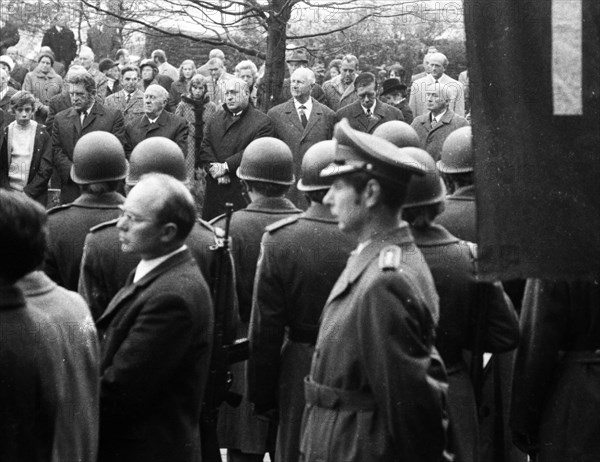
[
  {"x1": 127, "y1": 137, "x2": 187, "y2": 185},
  {"x1": 403, "y1": 148, "x2": 446, "y2": 208},
  {"x1": 237, "y1": 137, "x2": 295, "y2": 185},
  {"x1": 437, "y1": 126, "x2": 473, "y2": 174},
  {"x1": 297, "y1": 140, "x2": 336, "y2": 191},
  {"x1": 70, "y1": 132, "x2": 127, "y2": 184},
  {"x1": 372, "y1": 120, "x2": 421, "y2": 148}
]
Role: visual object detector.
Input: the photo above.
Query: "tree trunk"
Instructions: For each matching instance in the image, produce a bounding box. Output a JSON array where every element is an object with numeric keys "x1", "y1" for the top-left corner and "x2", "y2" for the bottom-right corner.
[{"x1": 259, "y1": 0, "x2": 293, "y2": 112}]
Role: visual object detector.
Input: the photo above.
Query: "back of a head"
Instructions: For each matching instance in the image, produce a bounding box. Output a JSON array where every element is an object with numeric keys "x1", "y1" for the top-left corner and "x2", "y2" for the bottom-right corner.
[
  {"x1": 0, "y1": 190, "x2": 47, "y2": 283},
  {"x1": 127, "y1": 137, "x2": 187, "y2": 185},
  {"x1": 438, "y1": 126, "x2": 473, "y2": 174},
  {"x1": 373, "y1": 121, "x2": 421, "y2": 149},
  {"x1": 151, "y1": 49, "x2": 166, "y2": 63}
]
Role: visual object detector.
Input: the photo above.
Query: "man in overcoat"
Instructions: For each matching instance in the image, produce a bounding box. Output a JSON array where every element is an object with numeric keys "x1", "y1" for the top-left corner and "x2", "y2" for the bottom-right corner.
[
  {"x1": 336, "y1": 72, "x2": 404, "y2": 134},
  {"x1": 248, "y1": 140, "x2": 354, "y2": 462},
  {"x1": 299, "y1": 119, "x2": 450, "y2": 462},
  {"x1": 104, "y1": 65, "x2": 145, "y2": 126},
  {"x1": 96, "y1": 173, "x2": 213, "y2": 462},
  {"x1": 199, "y1": 77, "x2": 273, "y2": 220},
  {"x1": 267, "y1": 68, "x2": 336, "y2": 208},
  {"x1": 125, "y1": 84, "x2": 188, "y2": 157},
  {"x1": 52, "y1": 73, "x2": 126, "y2": 203}
]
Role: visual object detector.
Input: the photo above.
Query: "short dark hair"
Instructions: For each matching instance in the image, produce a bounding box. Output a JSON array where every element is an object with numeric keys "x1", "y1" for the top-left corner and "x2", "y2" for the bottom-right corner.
[
  {"x1": 143, "y1": 174, "x2": 196, "y2": 240},
  {"x1": 402, "y1": 203, "x2": 445, "y2": 230},
  {"x1": 80, "y1": 181, "x2": 121, "y2": 196},
  {"x1": 343, "y1": 171, "x2": 408, "y2": 210},
  {"x1": 0, "y1": 190, "x2": 47, "y2": 283},
  {"x1": 245, "y1": 180, "x2": 289, "y2": 197},
  {"x1": 9, "y1": 91, "x2": 36, "y2": 111},
  {"x1": 120, "y1": 65, "x2": 140, "y2": 77},
  {"x1": 354, "y1": 72, "x2": 376, "y2": 90},
  {"x1": 305, "y1": 190, "x2": 327, "y2": 204},
  {"x1": 441, "y1": 171, "x2": 473, "y2": 190},
  {"x1": 67, "y1": 73, "x2": 96, "y2": 95}
]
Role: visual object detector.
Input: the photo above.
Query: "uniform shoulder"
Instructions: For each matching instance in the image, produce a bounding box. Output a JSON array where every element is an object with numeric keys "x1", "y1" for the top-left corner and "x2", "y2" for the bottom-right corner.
[
  {"x1": 196, "y1": 218, "x2": 215, "y2": 233},
  {"x1": 265, "y1": 215, "x2": 300, "y2": 233},
  {"x1": 89, "y1": 218, "x2": 119, "y2": 233},
  {"x1": 378, "y1": 245, "x2": 404, "y2": 272},
  {"x1": 47, "y1": 203, "x2": 73, "y2": 215}
]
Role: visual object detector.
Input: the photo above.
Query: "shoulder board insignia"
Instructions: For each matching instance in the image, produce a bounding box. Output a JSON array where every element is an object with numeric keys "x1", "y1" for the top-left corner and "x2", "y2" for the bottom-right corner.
[
  {"x1": 89, "y1": 218, "x2": 119, "y2": 233},
  {"x1": 379, "y1": 245, "x2": 402, "y2": 271},
  {"x1": 265, "y1": 215, "x2": 300, "y2": 233},
  {"x1": 47, "y1": 203, "x2": 72, "y2": 215},
  {"x1": 464, "y1": 241, "x2": 478, "y2": 259},
  {"x1": 196, "y1": 218, "x2": 215, "y2": 233}
]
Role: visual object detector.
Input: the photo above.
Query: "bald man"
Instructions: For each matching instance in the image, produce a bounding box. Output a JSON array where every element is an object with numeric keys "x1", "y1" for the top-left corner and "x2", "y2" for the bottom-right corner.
[
  {"x1": 409, "y1": 52, "x2": 465, "y2": 118},
  {"x1": 125, "y1": 84, "x2": 188, "y2": 157}
]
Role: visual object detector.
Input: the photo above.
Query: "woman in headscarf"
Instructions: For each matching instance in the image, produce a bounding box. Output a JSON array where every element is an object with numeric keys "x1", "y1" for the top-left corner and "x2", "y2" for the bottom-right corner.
[{"x1": 175, "y1": 73, "x2": 217, "y2": 212}]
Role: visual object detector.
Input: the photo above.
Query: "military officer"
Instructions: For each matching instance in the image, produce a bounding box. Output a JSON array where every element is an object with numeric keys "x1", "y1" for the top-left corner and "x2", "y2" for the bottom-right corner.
[
  {"x1": 396, "y1": 139, "x2": 520, "y2": 462},
  {"x1": 300, "y1": 119, "x2": 450, "y2": 462},
  {"x1": 212, "y1": 137, "x2": 302, "y2": 462},
  {"x1": 248, "y1": 140, "x2": 355, "y2": 462},
  {"x1": 78, "y1": 137, "x2": 218, "y2": 320},
  {"x1": 44, "y1": 132, "x2": 127, "y2": 290}
]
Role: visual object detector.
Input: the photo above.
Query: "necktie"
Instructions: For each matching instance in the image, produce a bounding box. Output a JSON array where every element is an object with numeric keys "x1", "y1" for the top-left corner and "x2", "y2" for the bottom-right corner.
[
  {"x1": 299, "y1": 105, "x2": 308, "y2": 128},
  {"x1": 431, "y1": 117, "x2": 437, "y2": 128},
  {"x1": 126, "y1": 93, "x2": 131, "y2": 103},
  {"x1": 366, "y1": 109, "x2": 372, "y2": 118},
  {"x1": 80, "y1": 110, "x2": 88, "y2": 124}
]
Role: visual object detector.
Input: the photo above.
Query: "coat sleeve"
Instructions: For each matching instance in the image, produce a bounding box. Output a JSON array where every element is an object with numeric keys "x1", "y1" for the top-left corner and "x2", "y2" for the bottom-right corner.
[
  {"x1": 101, "y1": 292, "x2": 196, "y2": 416},
  {"x1": 358, "y1": 273, "x2": 448, "y2": 462},
  {"x1": 477, "y1": 282, "x2": 520, "y2": 353},
  {"x1": 174, "y1": 116, "x2": 189, "y2": 158},
  {"x1": 198, "y1": 117, "x2": 219, "y2": 167},
  {"x1": 110, "y1": 110, "x2": 128, "y2": 154},
  {"x1": 223, "y1": 116, "x2": 274, "y2": 172},
  {"x1": 247, "y1": 234, "x2": 287, "y2": 414},
  {"x1": 510, "y1": 279, "x2": 569, "y2": 445},
  {"x1": 78, "y1": 233, "x2": 112, "y2": 321},
  {"x1": 23, "y1": 129, "x2": 53, "y2": 201},
  {"x1": 52, "y1": 117, "x2": 73, "y2": 182}
]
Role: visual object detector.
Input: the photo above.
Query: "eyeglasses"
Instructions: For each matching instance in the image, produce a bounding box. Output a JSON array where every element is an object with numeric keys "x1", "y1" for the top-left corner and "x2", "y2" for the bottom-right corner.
[{"x1": 118, "y1": 205, "x2": 152, "y2": 224}]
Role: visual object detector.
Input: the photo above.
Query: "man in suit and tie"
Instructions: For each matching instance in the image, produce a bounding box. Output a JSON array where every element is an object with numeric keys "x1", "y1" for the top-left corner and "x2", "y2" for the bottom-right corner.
[
  {"x1": 125, "y1": 84, "x2": 188, "y2": 157},
  {"x1": 267, "y1": 67, "x2": 336, "y2": 207},
  {"x1": 105, "y1": 65, "x2": 145, "y2": 126},
  {"x1": 52, "y1": 73, "x2": 126, "y2": 203},
  {"x1": 96, "y1": 173, "x2": 213, "y2": 462},
  {"x1": 409, "y1": 52, "x2": 465, "y2": 118},
  {"x1": 411, "y1": 83, "x2": 469, "y2": 161},
  {"x1": 336, "y1": 72, "x2": 404, "y2": 136}
]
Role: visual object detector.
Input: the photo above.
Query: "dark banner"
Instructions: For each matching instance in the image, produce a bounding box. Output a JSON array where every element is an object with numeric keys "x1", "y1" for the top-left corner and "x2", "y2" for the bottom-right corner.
[{"x1": 464, "y1": 0, "x2": 600, "y2": 280}]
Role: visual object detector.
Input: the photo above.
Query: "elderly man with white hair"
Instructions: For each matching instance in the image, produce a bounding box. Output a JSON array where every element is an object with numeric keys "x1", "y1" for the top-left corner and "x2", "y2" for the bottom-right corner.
[
  {"x1": 409, "y1": 52, "x2": 465, "y2": 118},
  {"x1": 267, "y1": 67, "x2": 336, "y2": 208},
  {"x1": 125, "y1": 83, "x2": 188, "y2": 157}
]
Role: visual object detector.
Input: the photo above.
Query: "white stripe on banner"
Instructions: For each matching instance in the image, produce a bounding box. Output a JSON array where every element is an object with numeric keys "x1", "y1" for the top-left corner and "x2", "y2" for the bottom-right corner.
[{"x1": 552, "y1": 0, "x2": 583, "y2": 115}]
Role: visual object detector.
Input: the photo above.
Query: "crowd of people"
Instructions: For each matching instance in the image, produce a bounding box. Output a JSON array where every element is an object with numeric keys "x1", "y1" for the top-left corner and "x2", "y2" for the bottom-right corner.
[{"x1": 0, "y1": 17, "x2": 596, "y2": 462}]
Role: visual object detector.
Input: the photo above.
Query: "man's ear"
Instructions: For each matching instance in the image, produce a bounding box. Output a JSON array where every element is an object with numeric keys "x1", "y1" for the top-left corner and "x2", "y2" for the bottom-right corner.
[
  {"x1": 159, "y1": 222, "x2": 178, "y2": 243},
  {"x1": 363, "y1": 178, "x2": 382, "y2": 208}
]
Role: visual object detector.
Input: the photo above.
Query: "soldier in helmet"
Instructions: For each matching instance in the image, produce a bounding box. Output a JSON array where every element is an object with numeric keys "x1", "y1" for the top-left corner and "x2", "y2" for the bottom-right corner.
[
  {"x1": 212, "y1": 137, "x2": 302, "y2": 462},
  {"x1": 300, "y1": 119, "x2": 450, "y2": 462},
  {"x1": 247, "y1": 140, "x2": 355, "y2": 462},
  {"x1": 78, "y1": 136, "x2": 221, "y2": 320},
  {"x1": 436, "y1": 126, "x2": 476, "y2": 243},
  {"x1": 392, "y1": 134, "x2": 519, "y2": 462},
  {"x1": 44, "y1": 131, "x2": 127, "y2": 290}
]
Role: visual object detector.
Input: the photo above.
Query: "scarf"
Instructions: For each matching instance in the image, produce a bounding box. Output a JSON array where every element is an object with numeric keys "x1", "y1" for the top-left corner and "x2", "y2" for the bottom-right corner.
[{"x1": 181, "y1": 93, "x2": 210, "y2": 168}]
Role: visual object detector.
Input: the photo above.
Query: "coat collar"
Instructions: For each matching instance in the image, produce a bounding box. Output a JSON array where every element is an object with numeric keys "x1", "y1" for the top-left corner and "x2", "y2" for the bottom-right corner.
[
  {"x1": 70, "y1": 191, "x2": 125, "y2": 209},
  {"x1": 409, "y1": 224, "x2": 460, "y2": 246},
  {"x1": 326, "y1": 224, "x2": 414, "y2": 303},
  {"x1": 16, "y1": 271, "x2": 56, "y2": 296},
  {"x1": 302, "y1": 202, "x2": 338, "y2": 223},
  {"x1": 244, "y1": 196, "x2": 301, "y2": 214},
  {"x1": 98, "y1": 249, "x2": 194, "y2": 324},
  {"x1": 450, "y1": 185, "x2": 475, "y2": 200}
]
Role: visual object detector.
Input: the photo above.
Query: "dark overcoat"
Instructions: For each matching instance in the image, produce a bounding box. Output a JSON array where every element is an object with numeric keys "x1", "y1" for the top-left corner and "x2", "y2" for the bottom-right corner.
[
  {"x1": 79, "y1": 218, "x2": 217, "y2": 321},
  {"x1": 0, "y1": 122, "x2": 53, "y2": 205},
  {"x1": 199, "y1": 105, "x2": 273, "y2": 220},
  {"x1": 300, "y1": 225, "x2": 449, "y2": 462},
  {"x1": 411, "y1": 109, "x2": 469, "y2": 161},
  {"x1": 411, "y1": 224, "x2": 520, "y2": 462},
  {"x1": 96, "y1": 249, "x2": 213, "y2": 462},
  {"x1": 436, "y1": 185, "x2": 476, "y2": 243},
  {"x1": 52, "y1": 103, "x2": 126, "y2": 203},
  {"x1": 267, "y1": 98, "x2": 336, "y2": 208},
  {"x1": 212, "y1": 196, "x2": 301, "y2": 454},
  {"x1": 248, "y1": 203, "x2": 354, "y2": 462},
  {"x1": 125, "y1": 109, "x2": 188, "y2": 158},
  {"x1": 44, "y1": 192, "x2": 125, "y2": 291},
  {"x1": 511, "y1": 279, "x2": 600, "y2": 462},
  {"x1": 336, "y1": 99, "x2": 404, "y2": 134}
]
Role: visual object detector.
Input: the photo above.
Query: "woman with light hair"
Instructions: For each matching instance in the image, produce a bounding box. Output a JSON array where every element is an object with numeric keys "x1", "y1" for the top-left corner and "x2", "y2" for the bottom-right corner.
[
  {"x1": 169, "y1": 59, "x2": 196, "y2": 110},
  {"x1": 235, "y1": 59, "x2": 259, "y2": 107},
  {"x1": 175, "y1": 73, "x2": 218, "y2": 211}
]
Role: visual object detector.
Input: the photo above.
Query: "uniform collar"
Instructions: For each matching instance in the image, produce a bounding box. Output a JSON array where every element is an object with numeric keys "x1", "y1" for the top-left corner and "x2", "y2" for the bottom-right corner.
[
  {"x1": 245, "y1": 196, "x2": 301, "y2": 214},
  {"x1": 71, "y1": 191, "x2": 125, "y2": 208},
  {"x1": 409, "y1": 224, "x2": 460, "y2": 246}
]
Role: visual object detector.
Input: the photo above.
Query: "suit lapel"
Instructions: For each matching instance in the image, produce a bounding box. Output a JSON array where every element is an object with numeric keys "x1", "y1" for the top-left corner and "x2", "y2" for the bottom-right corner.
[
  {"x1": 300, "y1": 100, "x2": 321, "y2": 141},
  {"x1": 82, "y1": 105, "x2": 100, "y2": 131},
  {"x1": 285, "y1": 101, "x2": 304, "y2": 133}
]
